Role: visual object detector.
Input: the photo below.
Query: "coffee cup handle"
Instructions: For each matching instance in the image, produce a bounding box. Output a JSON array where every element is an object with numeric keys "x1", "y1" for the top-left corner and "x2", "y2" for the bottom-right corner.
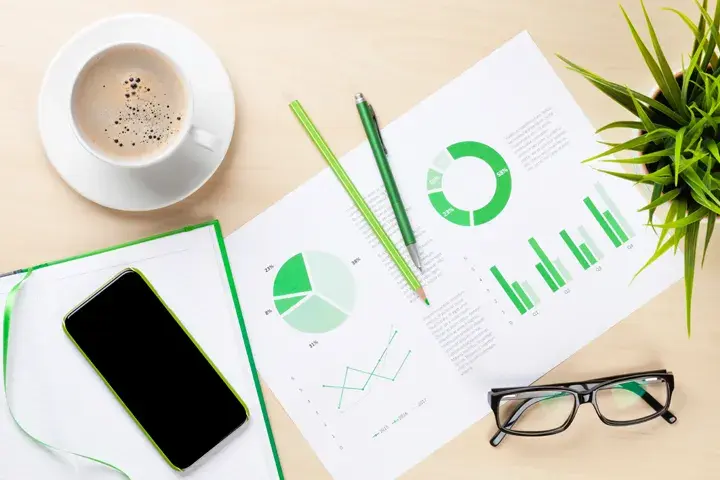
[{"x1": 189, "y1": 126, "x2": 219, "y2": 152}]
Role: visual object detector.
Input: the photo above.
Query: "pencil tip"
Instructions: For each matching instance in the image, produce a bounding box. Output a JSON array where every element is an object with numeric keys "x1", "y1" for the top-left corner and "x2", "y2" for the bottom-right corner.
[{"x1": 424, "y1": 299, "x2": 430, "y2": 306}]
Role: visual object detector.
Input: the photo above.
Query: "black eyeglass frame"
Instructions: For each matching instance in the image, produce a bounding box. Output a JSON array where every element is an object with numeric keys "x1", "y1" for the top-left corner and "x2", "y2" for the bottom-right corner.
[{"x1": 487, "y1": 369, "x2": 676, "y2": 447}]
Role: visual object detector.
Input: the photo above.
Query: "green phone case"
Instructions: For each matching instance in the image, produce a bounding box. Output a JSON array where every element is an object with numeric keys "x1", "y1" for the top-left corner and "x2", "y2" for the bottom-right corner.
[{"x1": 63, "y1": 267, "x2": 250, "y2": 471}]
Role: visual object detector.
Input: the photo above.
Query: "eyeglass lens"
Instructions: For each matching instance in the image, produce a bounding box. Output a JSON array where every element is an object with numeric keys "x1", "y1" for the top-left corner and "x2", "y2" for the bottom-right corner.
[
  {"x1": 595, "y1": 377, "x2": 669, "y2": 422},
  {"x1": 498, "y1": 390, "x2": 575, "y2": 433}
]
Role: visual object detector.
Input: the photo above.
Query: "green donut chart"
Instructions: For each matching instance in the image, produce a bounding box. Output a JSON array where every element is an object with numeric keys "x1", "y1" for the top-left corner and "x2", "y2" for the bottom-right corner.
[{"x1": 427, "y1": 141, "x2": 512, "y2": 227}]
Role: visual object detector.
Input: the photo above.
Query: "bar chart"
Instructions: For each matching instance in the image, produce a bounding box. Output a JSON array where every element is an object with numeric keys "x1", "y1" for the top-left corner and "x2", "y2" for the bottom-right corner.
[
  {"x1": 584, "y1": 182, "x2": 635, "y2": 247},
  {"x1": 560, "y1": 228, "x2": 603, "y2": 270},
  {"x1": 488, "y1": 182, "x2": 642, "y2": 317},
  {"x1": 529, "y1": 238, "x2": 570, "y2": 292},
  {"x1": 490, "y1": 266, "x2": 537, "y2": 315}
]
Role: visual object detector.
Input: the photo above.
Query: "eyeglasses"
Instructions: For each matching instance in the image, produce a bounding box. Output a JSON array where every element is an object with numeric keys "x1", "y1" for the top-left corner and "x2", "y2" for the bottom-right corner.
[{"x1": 487, "y1": 369, "x2": 676, "y2": 446}]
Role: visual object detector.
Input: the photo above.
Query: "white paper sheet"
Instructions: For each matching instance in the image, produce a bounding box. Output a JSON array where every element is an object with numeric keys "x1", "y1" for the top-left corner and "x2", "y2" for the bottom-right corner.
[
  {"x1": 225, "y1": 32, "x2": 683, "y2": 480},
  {"x1": 0, "y1": 225, "x2": 281, "y2": 479}
]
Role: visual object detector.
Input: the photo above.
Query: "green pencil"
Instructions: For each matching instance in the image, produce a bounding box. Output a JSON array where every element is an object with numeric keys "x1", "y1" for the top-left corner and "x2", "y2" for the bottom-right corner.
[{"x1": 289, "y1": 100, "x2": 428, "y2": 305}]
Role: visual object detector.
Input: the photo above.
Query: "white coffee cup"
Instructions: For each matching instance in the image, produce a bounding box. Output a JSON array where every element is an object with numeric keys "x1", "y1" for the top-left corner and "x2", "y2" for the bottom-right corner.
[{"x1": 69, "y1": 42, "x2": 218, "y2": 169}]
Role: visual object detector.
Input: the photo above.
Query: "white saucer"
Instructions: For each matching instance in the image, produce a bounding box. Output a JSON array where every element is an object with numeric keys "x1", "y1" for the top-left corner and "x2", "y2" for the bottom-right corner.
[{"x1": 38, "y1": 14, "x2": 235, "y2": 211}]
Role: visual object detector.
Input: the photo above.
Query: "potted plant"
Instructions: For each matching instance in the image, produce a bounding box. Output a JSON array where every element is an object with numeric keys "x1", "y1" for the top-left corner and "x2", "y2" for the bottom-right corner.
[{"x1": 558, "y1": 0, "x2": 720, "y2": 335}]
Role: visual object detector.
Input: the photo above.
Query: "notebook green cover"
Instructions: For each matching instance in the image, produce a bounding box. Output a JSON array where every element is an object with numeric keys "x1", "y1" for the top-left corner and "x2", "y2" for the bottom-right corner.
[{"x1": 1, "y1": 219, "x2": 284, "y2": 479}]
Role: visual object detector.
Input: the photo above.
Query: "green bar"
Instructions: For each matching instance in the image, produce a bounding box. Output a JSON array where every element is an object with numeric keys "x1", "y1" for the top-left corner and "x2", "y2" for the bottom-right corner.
[
  {"x1": 604, "y1": 211, "x2": 629, "y2": 243},
  {"x1": 512, "y1": 282, "x2": 534, "y2": 310},
  {"x1": 554, "y1": 259, "x2": 573, "y2": 282},
  {"x1": 579, "y1": 243, "x2": 598, "y2": 265},
  {"x1": 595, "y1": 182, "x2": 635, "y2": 238},
  {"x1": 578, "y1": 226, "x2": 604, "y2": 260},
  {"x1": 560, "y1": 230, "x2": 590, "y2": 270},
  {"x1": 535, "y1": 262, "x2": 559, "y2": 292},
  {"x1": 528, "y1": 238, "x2": 565, "y2": 287},
  {"x1": 522, "y1": 281, "x2": 540, "y2": 305},
  {"x1": 490, "y1": 266, "x2": 526, "y2": 314},
  {"x1": 584, "y1": 197, "x2": 621, "y2": 247}
]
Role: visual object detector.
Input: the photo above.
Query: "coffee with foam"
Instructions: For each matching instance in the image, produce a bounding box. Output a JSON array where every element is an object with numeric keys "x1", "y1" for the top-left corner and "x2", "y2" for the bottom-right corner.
[{"x1": 71, "y1": 44, "x2": 188, "y2": 162}]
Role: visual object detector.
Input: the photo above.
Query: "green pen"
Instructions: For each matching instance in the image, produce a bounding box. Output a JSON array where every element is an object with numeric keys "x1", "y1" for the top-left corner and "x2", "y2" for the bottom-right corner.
[
  {"x1": 289, "y1": 100, "x2": 428, "y2": 305},
  {"x1": 355, "y1": 93, "x2": 423, "y2": 271}
]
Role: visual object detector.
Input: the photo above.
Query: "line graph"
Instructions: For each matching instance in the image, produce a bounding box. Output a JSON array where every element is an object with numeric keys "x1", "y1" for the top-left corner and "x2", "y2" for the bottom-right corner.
[{"x1": 322, "y1": 329, "x2": 412, "y2": 409}]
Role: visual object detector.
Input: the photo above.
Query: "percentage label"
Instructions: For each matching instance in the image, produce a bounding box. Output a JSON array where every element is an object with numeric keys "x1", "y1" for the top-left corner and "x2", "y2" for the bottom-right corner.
[
  {"x1": 496, "y1": 167, "x2": 509, "y2": 177},
  {"x1": 351, "y1": 257, "x2": 361, "y2": 265},
  {"x1": 442, "y1": 208, "x2": 455, "y2": 217},
  {"x1": 309, "y1": 340, "x2": 319, "y2": 349},
  {"x1": 264, "y1": 264, "x2": 275, "y2": 273},
  {"x1": 264, "y1": 309, "x2": 273, "y2": 316}
]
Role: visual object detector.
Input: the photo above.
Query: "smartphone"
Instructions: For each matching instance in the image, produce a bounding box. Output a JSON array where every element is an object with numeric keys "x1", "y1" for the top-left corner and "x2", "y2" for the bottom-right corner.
[{"x1": 63, "y1": 268, "x2": 249, "y2": 471}]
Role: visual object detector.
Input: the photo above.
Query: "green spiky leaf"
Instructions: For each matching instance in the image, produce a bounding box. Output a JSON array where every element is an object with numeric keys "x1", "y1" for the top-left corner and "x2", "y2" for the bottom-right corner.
[
  {"x1": 596, "y1": 121, "x2": 646, "y2": 133},
  {"x1": 634, "y1": 228, "x2": 686, "y2": 281},
  {"x1": 595, "y1": 167, "x2": 673, "y2": 185},
  {"x1": 664, "y1": 8, "x2": 701, "y2": 44},
  {"x1": 691, "y1": 188, "x2": 720, "y2": 215},
  {"x1": 594, "y1": 169, "x2": 651, "y2": 183},
  {"x1": 644, "y1": 164, "x2": 675, "y2": 184},
  {"x1": 557, "y1": 55, "x2": 687, "y2": 124},
  {"x1": 641, "y1": 1, "x2": 685, "y2": 115},
  {"x1": 703, "y1": 212, "x2": 716, "y2": 266},
  {"x1": 675, "y1": 126, "x2": 687, "y2": 185},
  {"x1": 658, "y1": 201, "x2": 679, "y2": 248},
  {"x1": 649, "y1": 206, "x2": 708, "y2": 228},
  {"x1": 639, "y1": 188, "x2": 682, "y2": 212},
  {"x1": 600, "y1": 148, "x2": 673, "y2": 164},
  {"x1": 682, "y1": 167, "x2": 720, "y2": 204},
  {"x1": 705, "y1": 138, "x2": 720, "y2": 163},
  {"x1": 629, "y1": 87, "x2": 658, "y2": 131},
  {"x1": 685, "y1": 112, "x2": 710, "y2": 146},
  {"x1": 677, "y1": 150, "x2": 706, "y2": 175},
  {"x1": 699, "y1": 0, "x2": 720, "y2": 79},
  {"x1": 598, "y1": 141, "x2": 648, "y2": 152},
  {"x1": 682, "y1": 41, "x2": 707, "y2": 105},
  {"x1": 694, "y1": 0, "x2": 720, "y2": 74},
  {"x1": 622, "y1": 5, "x2": 684, "y2": 114},
  {"x1": 674, "y1": 198, "x2": 688, "y2": 254},
  {"x1": 695, "y1": 0, "x2": 710, "y2": 55},
  {"x1": 647, "y1": 183, "x2": 664, "y2": 231},
  {"x1": 684, "y1": 221, "x2": 700, "y2": 336},
  {"x1": 584, "y1": 130, "x2": 673, "y2": 163}
]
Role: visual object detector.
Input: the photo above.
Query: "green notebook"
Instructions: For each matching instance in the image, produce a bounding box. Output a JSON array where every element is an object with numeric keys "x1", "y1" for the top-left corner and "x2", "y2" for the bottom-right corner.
[{"x1": 0, "y1": 220, "x2": 284, "y2": 479}]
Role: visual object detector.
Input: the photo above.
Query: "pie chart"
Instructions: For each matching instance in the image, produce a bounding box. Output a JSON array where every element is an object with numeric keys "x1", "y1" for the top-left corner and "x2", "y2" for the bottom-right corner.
[
  {"x1": 427, "y1": 141, "x2": 512, "y2": 226},
  {"x1": 273, "y1": 251, "x2": 355, "y2": 333}
]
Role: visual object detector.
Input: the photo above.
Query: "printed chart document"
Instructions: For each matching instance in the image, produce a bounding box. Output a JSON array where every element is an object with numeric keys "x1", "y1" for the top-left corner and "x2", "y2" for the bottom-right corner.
[{"x1": 226, "y1": 32, "x2": 683, "y2": 480}]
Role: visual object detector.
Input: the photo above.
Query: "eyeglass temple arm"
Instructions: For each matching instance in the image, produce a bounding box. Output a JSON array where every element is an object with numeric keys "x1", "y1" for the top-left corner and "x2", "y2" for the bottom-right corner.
[
  {"x1": 489, "y1": 396, "x2": 545, "y2": 447},
  {"x1": 489, "y1": 383, "x2": 676, "y2": 447}
]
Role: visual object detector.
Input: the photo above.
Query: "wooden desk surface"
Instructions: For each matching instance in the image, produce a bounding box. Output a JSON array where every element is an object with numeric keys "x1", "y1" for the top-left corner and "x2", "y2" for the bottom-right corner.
[{"x1": 1, "y1": 0, "x2": 717, "y2": 478}]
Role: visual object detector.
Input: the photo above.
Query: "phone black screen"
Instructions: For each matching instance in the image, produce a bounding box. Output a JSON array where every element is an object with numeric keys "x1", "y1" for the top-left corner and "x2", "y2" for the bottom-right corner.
[{"x1": 64, "y1": 269, "x2": 248, "y2": 470}]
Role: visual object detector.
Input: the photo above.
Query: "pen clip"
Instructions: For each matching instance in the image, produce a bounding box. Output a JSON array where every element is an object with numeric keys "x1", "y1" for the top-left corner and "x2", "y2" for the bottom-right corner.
[{"x1": 368, "y1": 104, "x2": 388, "y2": 155}]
